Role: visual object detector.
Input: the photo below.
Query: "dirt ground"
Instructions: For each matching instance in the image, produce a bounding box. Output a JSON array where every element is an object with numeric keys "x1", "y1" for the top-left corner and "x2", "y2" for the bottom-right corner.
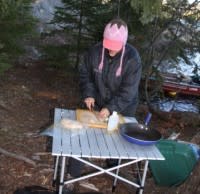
[{"x1": 0, "y1": 61, "x2": 199, "y2": 194}]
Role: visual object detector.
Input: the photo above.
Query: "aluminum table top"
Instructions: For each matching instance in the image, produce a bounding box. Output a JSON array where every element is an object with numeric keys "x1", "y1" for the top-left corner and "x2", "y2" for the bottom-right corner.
[{"x1": 52, "y1": 108, "x2": 164, "y2": 161}]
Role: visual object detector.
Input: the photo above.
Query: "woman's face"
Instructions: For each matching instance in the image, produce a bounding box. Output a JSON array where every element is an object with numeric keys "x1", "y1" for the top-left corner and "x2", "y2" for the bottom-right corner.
[{"x1": 108, "y1": 49, "x2": 120, "y2": 57}]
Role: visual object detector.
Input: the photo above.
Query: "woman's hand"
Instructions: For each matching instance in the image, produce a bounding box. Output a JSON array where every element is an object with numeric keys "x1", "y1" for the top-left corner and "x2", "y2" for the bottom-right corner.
[
  {"x1": 84, "y1": 97, "x2": 95, "y2": 110},
  {"x1": 99, "y1": 108, "x2": 110, "y2": 119}
]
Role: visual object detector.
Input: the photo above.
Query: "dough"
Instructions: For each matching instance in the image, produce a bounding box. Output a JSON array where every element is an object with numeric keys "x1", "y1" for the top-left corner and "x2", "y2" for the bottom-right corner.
[{"x1": 60, "y1": 118, "x2": 83, "y2": 129}]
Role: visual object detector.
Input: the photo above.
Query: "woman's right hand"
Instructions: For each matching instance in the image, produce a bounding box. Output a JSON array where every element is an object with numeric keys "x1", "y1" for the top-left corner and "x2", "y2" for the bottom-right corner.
[{"x1": 84, "y1": 97, "x2": 95, "y2": 110}]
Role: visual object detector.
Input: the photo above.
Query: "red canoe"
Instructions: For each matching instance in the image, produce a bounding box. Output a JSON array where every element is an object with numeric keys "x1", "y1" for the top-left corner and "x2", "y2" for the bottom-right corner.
[
  {"x1": 161, "y1": 73, "x2": 200, "y2": 96},
  {"x1": 148, "y1": 72, "x2": 200, "y2": 96}
]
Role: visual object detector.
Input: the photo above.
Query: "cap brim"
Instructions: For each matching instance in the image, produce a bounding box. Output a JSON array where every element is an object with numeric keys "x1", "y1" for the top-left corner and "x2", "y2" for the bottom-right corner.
[{"x1": 103, "y1": 38, "x2": 123, "y2": 51}]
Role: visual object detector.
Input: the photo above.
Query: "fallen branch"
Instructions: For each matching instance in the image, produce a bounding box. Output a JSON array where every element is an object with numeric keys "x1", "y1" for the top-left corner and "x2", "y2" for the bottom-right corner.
[
  {"x1": 0, "y1": 147, "x2": 36, "y2": 167},
  {"x1": 34, "y1": 152, "x2": 51, "y2": 156}
]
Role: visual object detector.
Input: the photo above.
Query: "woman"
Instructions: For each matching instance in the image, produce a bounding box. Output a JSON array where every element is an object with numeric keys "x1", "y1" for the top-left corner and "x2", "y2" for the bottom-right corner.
[
  {"x1": 68, "y1": 18, "x2": 142, "y2": 183},
  {"x1": 79, "y1": 18, "x2": 142, "y2": 119}
]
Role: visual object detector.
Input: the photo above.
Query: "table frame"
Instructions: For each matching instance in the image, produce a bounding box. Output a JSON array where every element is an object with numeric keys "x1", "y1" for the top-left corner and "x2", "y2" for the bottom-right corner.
[{"x1": 51, "y1": 108, "x2": 164, "y2": 194}]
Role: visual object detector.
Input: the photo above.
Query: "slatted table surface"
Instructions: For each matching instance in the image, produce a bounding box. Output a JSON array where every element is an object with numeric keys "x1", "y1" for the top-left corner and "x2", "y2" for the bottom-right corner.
[{"x1": 52, "y1": 108, "x2": 164, "y2": 161}]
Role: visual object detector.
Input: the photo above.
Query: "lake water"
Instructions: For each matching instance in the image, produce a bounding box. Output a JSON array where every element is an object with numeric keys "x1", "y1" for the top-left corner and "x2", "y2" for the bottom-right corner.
[
  {"x1": 159, "y1": 52, "x2": 200, "y2": 76},
  {"x1": 157, "y1": 52, "x2": 200, "y2": 113}
]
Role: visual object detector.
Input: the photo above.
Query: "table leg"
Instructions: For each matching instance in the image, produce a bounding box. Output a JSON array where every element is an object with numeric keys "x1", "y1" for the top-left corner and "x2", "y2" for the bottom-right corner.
[
  {"x1": 139, "y1": 160, "x2": 149, "y2": 194},
  {"x1": 112, "y1": 159, "x2": 121, "y2": 192},
  {"x1": 72, "y1": 156, "x2": 142, "y2": 188},
  {"x1": 59, "y1": 156, "x2": 66, "y2": 194},
  {"x1": 53, "y1": 156, "x2": 60, "y2": 187},
  {"x1": 135, "y1": 162, "x2": 142, "y2": 186}
]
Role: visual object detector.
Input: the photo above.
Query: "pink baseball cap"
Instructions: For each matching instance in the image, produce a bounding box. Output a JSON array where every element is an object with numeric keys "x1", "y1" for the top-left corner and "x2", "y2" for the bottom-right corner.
[{"x1": 103, "y1": 23, "x2": 128, "y2": 51}]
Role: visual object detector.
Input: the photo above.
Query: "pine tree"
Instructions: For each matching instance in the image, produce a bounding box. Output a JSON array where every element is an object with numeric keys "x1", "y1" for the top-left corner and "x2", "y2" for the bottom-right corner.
[
  {"x1": 0, "y1": 0, "x2": 36, "y2": 74},
  {"x1": 130, "y1": 0, "x2": 163, "y2": 24},
  {"x1": 42, "y1": 0, "x2": 130, "y2": 69}
]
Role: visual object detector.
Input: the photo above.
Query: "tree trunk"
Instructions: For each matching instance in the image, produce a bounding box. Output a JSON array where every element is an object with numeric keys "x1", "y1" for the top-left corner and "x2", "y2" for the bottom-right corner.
[{"x1": 75, "y1": 0, "x2": 83, "y2": 69}]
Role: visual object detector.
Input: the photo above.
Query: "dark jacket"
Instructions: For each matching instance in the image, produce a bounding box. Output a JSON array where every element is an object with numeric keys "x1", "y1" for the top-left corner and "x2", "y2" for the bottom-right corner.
[{"x1": 79, "y1": 42, "x2": 142, "y2": 116}]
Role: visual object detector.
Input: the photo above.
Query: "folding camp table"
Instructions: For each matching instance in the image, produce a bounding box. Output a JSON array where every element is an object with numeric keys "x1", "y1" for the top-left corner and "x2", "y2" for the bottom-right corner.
[{"x1": 51, "y1": 108, "x2": 164, "y2": 194}]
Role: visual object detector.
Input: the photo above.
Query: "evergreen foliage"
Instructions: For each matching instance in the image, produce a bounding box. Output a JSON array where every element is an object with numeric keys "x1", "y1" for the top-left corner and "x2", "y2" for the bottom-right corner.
[
  {"x1": 42, "y1": 0, "x2": 115, "y2": 69},
  {"x1": 141, "y1": 0, "x2": 200, "y2": 72},
  {"x1": 138, "y1": 0, "x2": 200, "y2": 105},
  {"x1": 130, "y1": 0, "x2": 162, "y2": 24},
  {"x1": 0, "y1": 0, "x2": 36, "y2": 74},
  {"x1": 43, "y1": 0, "x2": 138, "y2": 69},
  {"x1": 42, "y1": 0, "x2": 199, "y2": 86}
]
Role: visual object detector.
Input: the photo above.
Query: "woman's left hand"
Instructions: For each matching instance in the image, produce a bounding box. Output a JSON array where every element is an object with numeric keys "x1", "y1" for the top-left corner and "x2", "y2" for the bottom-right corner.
[{"x1": 99, "y1": 108, "x2": 110, "y2": 118}]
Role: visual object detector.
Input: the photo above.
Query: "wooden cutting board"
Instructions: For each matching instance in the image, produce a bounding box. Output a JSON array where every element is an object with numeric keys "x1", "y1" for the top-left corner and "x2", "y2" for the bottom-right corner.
[{"x1": 76, "y1": 109, "x2": 124, "y2": 129}]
